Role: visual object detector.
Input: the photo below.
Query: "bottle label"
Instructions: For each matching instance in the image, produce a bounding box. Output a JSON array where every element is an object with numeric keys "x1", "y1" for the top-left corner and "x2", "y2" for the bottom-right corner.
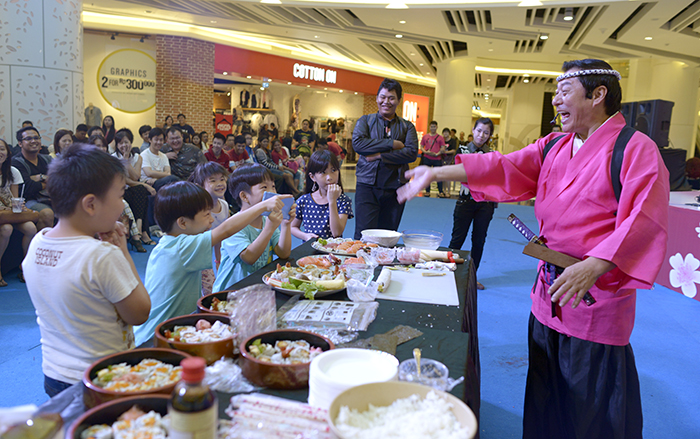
[{"x1": 169, "y1": 402, "x2": 218, "y2": 439}]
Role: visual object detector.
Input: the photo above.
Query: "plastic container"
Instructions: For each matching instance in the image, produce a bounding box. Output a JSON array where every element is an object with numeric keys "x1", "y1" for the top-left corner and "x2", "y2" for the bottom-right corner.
[
  {"x1": 401, "y1": 230, "x2": 444, "y2": 250},
  {"x1": 370, "y1": 247, "x2": 396, "y2": 265},
  {"x1": 398, "y1": 358, "x2": 450, "y2": 390}
]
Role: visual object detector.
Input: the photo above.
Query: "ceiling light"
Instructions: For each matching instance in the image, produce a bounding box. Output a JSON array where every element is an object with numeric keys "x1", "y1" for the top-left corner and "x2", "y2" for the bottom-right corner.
[
  {"x1": 339, "y1": 90, "x2": 343, "y2": 93},
  {"x1": 518, "y1": 0, "x2": 543, "y2": 6},
  {"x1": 324, "y1": 87, "x2": 328, "y2": 90},
  {"x1": 539, "y1": 35, "x2": 548, "y2": 40},
  {"x1": 645, "y1": 36, "x2": 653, "y2": 40},
  {"x1": 563, "y1": 7, "x2": 574, "y2": 21},
  {"x1": 307, "y1": 85, "x2": 310, "y2": 87},
  {"x1": 410, "y1": 52, "x2": 415, "y2": 55},
  {"x1": 419, "y1": 63, "x2": 424, "y2": 66},
  {"x1": 226, "y1": 92, "x2": 231, "y2": 96},
  {"x1": 523, "y1": 79, "x2": 529, "y2": 83},
  {"x1": 399, "y1": 20, "x2": 406, "y2": 24},
  {"x1": 287, "y1": 81, "x2": 291, "y2": 84},
  {"x1": 523, "y1": 74, "x2": 530, "y2": 77},
  {"x1": 260, "y1": 87, "x2": 265, "y2": 90},
  {"x1": 246, "y1": 75, "x2": 252, "y2": 79},
  {"x1": 210, "y1": 20, "x2": 217, "y2": 23},
  {"x1": 488, "y1": 48, "x2": 493, "y2": 52},
  {"x1": 386, "y1": 1, "x2": 408, "y2": 9},
  {"x1": 223, "y1": 72, "x2": 227, "y2": 75},
  {"x1": 314, "y1": 35, "x2": 319, "y2": 38},
  {"x1": 395, "y1": 34, "x2": 403, "y2": 38},
  {"x1": 260, "y1": 0, "x2": 282, "y2": 4},
  {"x1": 487, "y1": 78, "x2": 491, "y2": 81},
  {"x1": 426, "y1": 72, "x2": 430, "y2": 75},
  {"x1": 354, "y1": 92, "x2": 358, "y2": 95}
]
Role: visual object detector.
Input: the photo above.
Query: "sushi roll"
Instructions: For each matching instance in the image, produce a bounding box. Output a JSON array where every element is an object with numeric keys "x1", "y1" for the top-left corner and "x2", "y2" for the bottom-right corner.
[{"x1": 81, "y1": 424, "x2": 112, "y2": 439}]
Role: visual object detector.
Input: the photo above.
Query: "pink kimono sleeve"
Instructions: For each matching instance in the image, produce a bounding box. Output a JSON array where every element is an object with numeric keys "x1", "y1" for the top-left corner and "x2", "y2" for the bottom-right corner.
[{"x1": 586, "y1": 132, "x2": 670, "y2": 290}]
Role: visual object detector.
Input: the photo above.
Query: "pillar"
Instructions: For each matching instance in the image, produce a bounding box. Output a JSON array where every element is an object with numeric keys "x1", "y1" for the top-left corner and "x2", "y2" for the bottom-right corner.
[
  {"x1": 626, "y1": 58, "x2": 699, "y2": 157},
  {"x1": 0, "y1": 0, "x2": 83, "y2": 141},
  {"x1": 434, "y1": 57, "x2": 475, "y2": 131},
  {"x1": 155, "y1": 35, "x2": 215, "y2": 135},
  {"x1": 504, "y1": 81, "x2": 545, "y2": 154}
]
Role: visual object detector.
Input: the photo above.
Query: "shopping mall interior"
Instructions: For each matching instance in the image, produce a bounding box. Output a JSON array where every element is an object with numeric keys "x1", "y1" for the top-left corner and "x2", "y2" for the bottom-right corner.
[{"x1": 1, "y1": 0, "x2": 699, "y2": 438}]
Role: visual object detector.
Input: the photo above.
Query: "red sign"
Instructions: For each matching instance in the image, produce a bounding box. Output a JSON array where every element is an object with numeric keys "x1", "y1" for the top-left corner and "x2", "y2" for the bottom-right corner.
[
  {"x1": 215, "y1": 114, "x2": 233, "y2": 136},
  {"x1": 215, "y1": 45, "x2": 384, "y2": 95},
  {"x1": 402, "y1": 93, "x2": 430, "y2": 142}
]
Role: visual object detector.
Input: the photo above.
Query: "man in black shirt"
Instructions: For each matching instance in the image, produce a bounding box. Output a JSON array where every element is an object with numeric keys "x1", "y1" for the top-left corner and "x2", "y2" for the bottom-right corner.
[
  {"x1": 12, "y1": 127, "x2": 55, "y2": 230},
  {"x1": 292, "y1": 119, "x2": 316, "y2": 157},
  {"x1": 174, "y1": 114, "x2": 195, "y2": 136}
]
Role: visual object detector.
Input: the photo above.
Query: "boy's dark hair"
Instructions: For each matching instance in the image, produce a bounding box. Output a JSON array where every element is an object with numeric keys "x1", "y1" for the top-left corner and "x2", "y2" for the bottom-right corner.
[
  {"x1": 177, "y1": 113, "x2": 186, "y2": 119},
  {"x1": 149, "y1": 127, "x2": 164, "y2": 140},
  {"x1": 377, "y1": 78, "x2": 402, "y2": 100},
  {"x1": 87, "y1": 126, "x2": 103, "y2": 137},
  {"x1": 76, "y1": 124, "x2": 88, "y2": 132},
  {"x1": 154, "y1": 181, "x2": 214, "y2": 233},
  {"x1": 228, "y1": 163, "x2": 273, "y2": 207},
  {"x1": 561, "y1": 59, "x2": 621, "y2": 116},
  {"x1": 212, "y1": 132, "x2": 226, "y2": 142},
  {"x1": 53, "y1": 129, "x2": 73, "y2": 154},
  {"x1": 234, "y1": 135, "x2": 245, "y2": 144},
  {"x1": 139, "y1": 125, "x2": 152, "y2": 136},
  {"x1": 188, "y1": 162, "x2": 229, "y2": 187},
  {"x1": 429, "y1": 120, "x2": 438, "y2": 126},
  {"x1": 114, "y1": 128, "x2": 134, "y2": 146},
  {"x1": 167, "y1": 127, "x2": 183, "y2": 137},
  {"x1": 305, "y1": 150, "x2": 342, "y2": 194},
  {"x1": 47, "y1": 144, "x2": 126, "y2": 217},
  {"x1": 16, "y1": 126, "x2": 40, "y2": 143},
  {"x1": 21, "y1": 120, "x2": 33, "y2": 127},
  {"x1": 442, "y1": 127, "x2": 450, "y2": 134},
  {"x1": 473, "y1": 117, "x2": 494, "y2": 134}
]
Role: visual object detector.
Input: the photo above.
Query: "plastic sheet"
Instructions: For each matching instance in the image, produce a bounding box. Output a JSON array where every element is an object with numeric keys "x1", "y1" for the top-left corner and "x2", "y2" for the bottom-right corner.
[
  {"x1": 346, "y1": 279, "x2": 379, "y2": 302},
  {"x1": 277, "y1": 295, "x2": 378, "y2": 331},
  {"x1": 227, "y1": 284, "x2": 277, "y2": 354},
  {"x1": 203, "y1": 357, "x2": 259, "y2": 394}
]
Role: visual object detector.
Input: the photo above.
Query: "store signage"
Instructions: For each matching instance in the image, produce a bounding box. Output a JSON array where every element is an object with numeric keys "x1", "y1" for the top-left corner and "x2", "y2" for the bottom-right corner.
[
  {"x1": 403, "y1": 93, "x2": 430, "y2": 141},
  {"x1": 293, "y1": 63, "x2": 337, "y2": 84},
  {"x1": 97, "y1": 49, "x2": 156, "y2": 113},
  {"x1": 216, "y1": 114, "x2": 233, "y2": 136}
]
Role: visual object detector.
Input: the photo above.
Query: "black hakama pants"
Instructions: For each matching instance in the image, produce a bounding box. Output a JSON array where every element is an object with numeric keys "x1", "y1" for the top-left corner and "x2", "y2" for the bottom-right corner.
[{"x1": 523, "y1": 313, "x2": 643, "y2": 439}]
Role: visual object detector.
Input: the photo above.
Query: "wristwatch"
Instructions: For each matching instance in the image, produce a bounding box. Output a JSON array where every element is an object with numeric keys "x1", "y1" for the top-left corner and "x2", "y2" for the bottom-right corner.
[{"x1": 39, "y1": 174, "x2": 46, "y2": 182}]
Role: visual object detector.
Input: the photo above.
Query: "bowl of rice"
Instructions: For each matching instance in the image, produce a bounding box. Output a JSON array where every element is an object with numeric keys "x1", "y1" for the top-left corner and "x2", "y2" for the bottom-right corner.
[
  {"x1": 328, "y1": 381, "x2": 477, "y2": 439},
  {"x1": 70, "y1": 394, "x2": 170, "y2": 439},
  {"x1": 154, "y1": 314, "x2": 235, "y2": 365},
  {"x1": 82, "y1": 348, "x2": 190, "y2": 409},
  {"x1": 240, "y1": 329, "x2": 334, "y2": 390},
  {"x1": 197, "y1": 290, "x2": 235, "y2": 317}
]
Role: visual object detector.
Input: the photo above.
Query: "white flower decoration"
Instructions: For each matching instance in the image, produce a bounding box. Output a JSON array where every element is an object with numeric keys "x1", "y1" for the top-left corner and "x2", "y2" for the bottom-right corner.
[
  {"x1": 696, "y1": 222, "x2": 700, "y2": 238},
  {"x1": 669, "y1": 253, "x2": 700, "y2": 298}
]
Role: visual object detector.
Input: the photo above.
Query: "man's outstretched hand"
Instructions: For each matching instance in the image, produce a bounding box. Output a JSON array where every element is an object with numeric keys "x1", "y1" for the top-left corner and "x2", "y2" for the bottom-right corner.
[{"x1": 397, "y1": 166, "x2": 434, "y2": 203}]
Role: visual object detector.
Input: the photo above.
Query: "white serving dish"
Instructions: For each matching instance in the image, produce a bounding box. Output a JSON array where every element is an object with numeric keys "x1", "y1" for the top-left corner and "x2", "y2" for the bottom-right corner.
[
  {"x1": 361, "y1": 229, "x2": 403, "y2": 247},
  {"x1": 401, "y1": 229, "x2": 444, "y2": 250}
]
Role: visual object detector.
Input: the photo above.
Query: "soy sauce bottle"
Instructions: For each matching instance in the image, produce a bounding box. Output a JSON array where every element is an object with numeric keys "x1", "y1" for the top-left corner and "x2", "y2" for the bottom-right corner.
[{"x1": 168, "y1": 357, "x2": 218, "y2": 439}]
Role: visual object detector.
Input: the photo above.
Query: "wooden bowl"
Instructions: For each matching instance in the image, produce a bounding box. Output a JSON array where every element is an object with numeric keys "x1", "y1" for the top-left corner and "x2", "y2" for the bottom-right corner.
[
  {"x1": 82, "y1": 348, "x2": 190, "y2": 409},
  {"x1": 197, "y1": 290, "x2": 235, "y2": 317},
  {"x1": 154, "y1": 314, "x2": 234, "y2": 365},
  {"x1": 239, "y1": 329, "x2": 334, "y2": 390},
  {"x1": 328, "y1": 381, "x2": 477, "y2": 439},
  {"x1": 70, "y1": 395, "x2": 169, "y2": 439}
]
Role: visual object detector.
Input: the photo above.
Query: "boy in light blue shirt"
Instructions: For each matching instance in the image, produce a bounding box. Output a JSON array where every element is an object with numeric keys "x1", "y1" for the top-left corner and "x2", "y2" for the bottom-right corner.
[
  {"x1": 135, "y1": 181, "x2": 288, "y2": 345},
  {"x1": 214, "y1": 164, "x2": 295, "y2": 292}
]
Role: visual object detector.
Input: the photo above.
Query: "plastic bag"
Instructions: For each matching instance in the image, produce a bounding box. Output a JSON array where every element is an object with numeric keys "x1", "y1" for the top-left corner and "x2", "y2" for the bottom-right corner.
[
  {"x1": 203, "y1": 357, "x2": 259, "y2": 393},
  {"x1": 346, "y1": 278, "x2": 379, "y2": 302},
  {"x1": 227, "y1": 284, "x2": 277, "y2": 354},
  {"x1": 277, "y1": 295, "x2": 378, "y2": 331}
]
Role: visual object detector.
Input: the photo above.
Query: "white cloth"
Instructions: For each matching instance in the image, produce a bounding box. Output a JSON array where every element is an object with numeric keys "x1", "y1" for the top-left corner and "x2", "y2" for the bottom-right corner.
[
  {"x1": 22, "y1": 230, "x2": 139, "y2": 383},
  {"x1": 4, "y1": 167, "x2": 24, "y2": 189},
  {"x1": 211, "y1": 198, "x2": 230, "y2": 229},
  {"x1": 0, "y1": 167, "x2": 24, "y2": 206},
  {"x1": 140, "y1": 148, "x2": 169, "y2": 181},
  {"x1": 251, "y1": 113, "x2": 263, "y2": 134},
  {"x1": 263, "y1": 113, "x2": 278, "y2": 129}
]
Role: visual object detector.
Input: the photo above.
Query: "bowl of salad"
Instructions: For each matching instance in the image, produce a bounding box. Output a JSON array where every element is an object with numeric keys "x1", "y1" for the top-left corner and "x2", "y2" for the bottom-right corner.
[
  {"x1": 239, "y1": 329, "x2": 334, "y2": 389},
  {"x1": 263, "y1": 262, "x2": 347, "y2": 299},
  {"x1": 154, "y1": 314, "x2": 235, "y2": 365}
]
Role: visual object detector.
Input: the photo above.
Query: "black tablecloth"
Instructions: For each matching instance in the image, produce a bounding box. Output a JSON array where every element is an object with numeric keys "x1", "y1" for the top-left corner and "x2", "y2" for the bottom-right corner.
[{"x1": 38, "y1": 242, "x2": 480, "y2": 435}]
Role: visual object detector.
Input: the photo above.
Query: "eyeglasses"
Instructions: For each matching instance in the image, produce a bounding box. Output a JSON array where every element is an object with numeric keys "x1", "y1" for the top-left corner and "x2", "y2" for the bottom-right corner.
[{"x1": 22, "y1": 136, "x2": 41, "y2": 141}]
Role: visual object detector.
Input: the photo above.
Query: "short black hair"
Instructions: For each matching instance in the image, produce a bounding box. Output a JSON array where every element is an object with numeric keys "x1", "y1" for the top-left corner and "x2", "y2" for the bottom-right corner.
[
  {"x1": 139, "y1": 125, "x2": 152, "y2": 136},
  {"x1": 21, "y1": 120, "x2": 33, "y2": 127},
  {"x1": 473, "y1": 118, "x2": 494, "y2": 135},
  {"x1": 302, "y1": 119, "x2": 309, "y2": 124},
  {"x1": 441, "y1": 127, "x2": 450, "y2": 134},
  {"x1": 16, "y1": 126, "x2": 40, "y2": 143},
  {"x1": 212, "y1": 132, "x2": 226, "y2": 142},
  {"x1": 177, "y1": 113, "x2": 186, "y2": 119},
  {"x1": 114, "y1": 128, "x2": 134, "y2": 146},
  {"x1": 234, "y1": 135, "x2": 246, "y2": 144},
  {"x1": 149, "y1": 127, "x2": 164, "y2": 140},
  {"x1": 76, "y1": 124, "x2": 88, "y2": 132},
  {"x1": 53, "y1": 129, "x2": 72, "y2": 154},
  {"x1": 188, "y1": 162, "x2": 229, "y2": 187},
  {"x1": 47, "y1": 144, "x2": 126, "y2": 217},
  {"x1": 167, "y1": 127, "x2": 183, "y2": 137},
  {"x1": 561, "y1": 59, "x2": 622, "y2": 116},
  {"x1": 88, "y1": 133, "x2": 106, "y2": 151},
  {"x1": 429, "y1": 120, "x2": 438, "y2": 126},
  {"x1": 226, "y1": 134, "x2": 236, "y2": 141},
  {"x1": 305, "y1": 150, "x2": 342, "y2": 194},
  {"x1": 377, "y1": 78, "x2": 402, "y2": 100},
  {"x1": 87, "y1": 126, "x2": 103, "y2": 137},
  {"x1": 154, "y1": 181, "x2": 214, "y2": 233},
  {"x1": 228, "y1": 163, "x2": 273, "y2": 207}
]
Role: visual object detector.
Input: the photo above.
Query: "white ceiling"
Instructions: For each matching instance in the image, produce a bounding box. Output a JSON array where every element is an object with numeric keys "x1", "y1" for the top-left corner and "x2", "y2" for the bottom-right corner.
[{"x1": 83, "y1": 0, "x2": 700, "y2": 114}]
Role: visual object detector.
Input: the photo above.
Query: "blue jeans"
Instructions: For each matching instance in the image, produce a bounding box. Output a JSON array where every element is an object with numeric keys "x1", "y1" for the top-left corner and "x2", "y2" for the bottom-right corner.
[{"x1": 44, "y1": 375, "x2": 72, "y2": 398}]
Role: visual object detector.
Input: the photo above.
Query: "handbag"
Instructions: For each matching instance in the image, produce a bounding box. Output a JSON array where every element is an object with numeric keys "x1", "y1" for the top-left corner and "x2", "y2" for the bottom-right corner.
[{"x1": 0, "y1": 208, "x2": 40, "y2": 225}]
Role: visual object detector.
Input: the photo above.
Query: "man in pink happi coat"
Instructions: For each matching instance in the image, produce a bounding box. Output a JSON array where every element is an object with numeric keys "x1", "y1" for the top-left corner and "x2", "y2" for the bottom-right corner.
[{"x1": 398, "y1": 59, "x2": 669, "y2": 439}]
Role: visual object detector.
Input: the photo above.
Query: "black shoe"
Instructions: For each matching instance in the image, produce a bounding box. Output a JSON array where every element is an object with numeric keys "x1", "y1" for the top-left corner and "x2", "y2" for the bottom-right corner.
[
  {"x1": 129, "y1": 237, "x2": 147, "y2": 253},
  {"x1": 17, "y1": 270, "x2": 25, "y2": 283}
]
